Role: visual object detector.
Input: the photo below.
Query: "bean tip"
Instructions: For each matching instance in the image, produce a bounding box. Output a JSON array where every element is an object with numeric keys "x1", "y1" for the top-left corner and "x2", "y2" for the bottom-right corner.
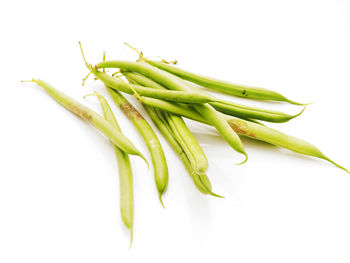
[
  {"x1": 128, "y1": 228, "x2": 133, "y2": 249},
  {"x1": 158, "y1": 193, "x2": 165, "y2": 208},
  {"x1": 139, "y1": 154, "x2": 149, "y2": 169},
  {"x1": 208, "y1": 191, "x2": 225, "y2": 198},
  {"x1": 290, "y1": 105, "x2": 308, "y2": 119},
  {"x1": 323, "y1": 156, "x2": 349, "y2": 174},
  {"x1": 235, "y1": 153, "x2": 248, "y2": 165},
  {"x1": 286, "y1": 99, "x2": 311, "y2": 106}
]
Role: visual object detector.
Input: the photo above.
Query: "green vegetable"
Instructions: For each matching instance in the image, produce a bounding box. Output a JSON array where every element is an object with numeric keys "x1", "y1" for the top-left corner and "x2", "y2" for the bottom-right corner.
[
  {"x1": 90, "y1": 91, "x2": 134, "y2": 247},
  {"x1": 107, "y1": 88, "x2": 169, "y2": 206},
  {"x1": 146, "y1": 107, "x2": 222, "y2": 197},
  {"x1": 96, "y1": 61, "x2": 247, "y2": 163},
  {"x1": 25, "y1": 79, "x2": 147, "y2": 164},
  {"x1": 144, "y1": 59, "x2": 304, "y2": 105}
]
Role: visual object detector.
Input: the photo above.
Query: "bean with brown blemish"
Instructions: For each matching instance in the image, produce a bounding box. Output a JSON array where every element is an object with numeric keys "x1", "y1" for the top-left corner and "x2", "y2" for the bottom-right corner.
[
  {"x1": 24, "y1": 79, "x2": 148, "y2": 164},
  {"x1": 107, "y1": 88, "x2": 168, "y2": 206}
]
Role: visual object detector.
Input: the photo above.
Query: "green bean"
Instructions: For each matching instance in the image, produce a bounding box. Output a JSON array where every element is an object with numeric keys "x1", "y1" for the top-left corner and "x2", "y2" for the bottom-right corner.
[
  {"x1": 123, "y1": 71, "x2": 166, "y2": 90},
  {"x1": 124, "y1": 73, "x2": 209, "y2": 124},
  {"x1": 146, "y1": 107, "x2": 221, "y2": 197},
  {"x1": 123, "y1": 72, "x2": 205, "y2": 122},
  {"x1": 25, "y1": 79, "x2": 148, "y2": 164},
  {"x1": 195, "y1": 103, "x2": 247, "y2": 164},
  {"x1": 143, "y1": 59, "x2": 304, "y2": 105},
  {"x1": 96, "y1": 62, "x2": 247, "y2": 162},
  {"x1": 90, "y1": 91, "x2": 134, "y2": 247},
  {"x1": 121, "y1": 71, "x2": 303, "y2": 123},
  {"x1": 139, "y1": 96, "x2": 208, "y2": 124},
  {"x1": 165, "y1": 112, "x2": 208, "y2": 175},
  {"x1": 226, "y1": 118, "x2": 349, "y2": 173},
  {"x1": 141, "y1": 98, "x2": 347, "y2": 173},
  {"x1": 96, "y1": 60, "x2": 196, "y2": 92},
  {"x1": 123, "y1": 72, "x2": 224, "y2": 174},
  {"x1": 78, "y1": 44, "x2": 215, "y2": 104},
  {"x1": 106, "y1": 88, "x2": 168, "y2": 206},
  {"x1": 124, "y1": 73, "x2": 267, "y2": 127},
  {"x1": 89, "y1": 66, "x2": 216, "y2": 104},
  {"x1": 210, "y1": 101, "x2": 306, "y2": 123},
  {"x1": 123, "y1": 72, "x2": 347, "y2": 172}
]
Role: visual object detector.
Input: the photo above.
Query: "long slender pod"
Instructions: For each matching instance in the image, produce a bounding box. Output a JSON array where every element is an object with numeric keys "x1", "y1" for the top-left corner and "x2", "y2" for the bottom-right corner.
[
  {"x1": 91, "y1": 91, "x2": 134, "y2": 247},
  {"x1": 123, "y1": 72, "x2": 207, "y2": 123},
  {"x1": 210, "y1": 101, "x2": 306, "y2": 123},
  {"x1": 89, "y1": 67, "x2": 215, "y2": 104},
  {"x1": 146, "y1": 98, "x2": 347, "y2": 172},
  {"x1": 146, "y1": 106, "x2": 221, "y2": 197},
  {"x1": 124, "y1": 72, "x2": 213, "y2": 175},
  {"x1": 106, "y1": 88, "x2": 168, "y2": 206},
  {"x1": 143, "y1": 59, "x2": 304, "y2": 105},
  {"x1": 122, "y1": 73, "x2": 347, "y2": 172},
  {"x1": 195, "y1": 104, "x2": 248, "y2": 164},
  {"x1": 226, "y1": 118, "x2": 349, "y2": 173},
  {"x1": 124, "y1": 71, "x2": 305, "y2": 123},
  {"x1": 139, "y1": 96, "x2": 208, "y2": 124},
  {"x1": 164, "y1": 112, "x2": 208, "y2": 175},
  {"x1": 95, "y1": 63, "x2": 246, "y2": 162},
  {"x1": 25, "y1": 79, "x2": 147, "y2": 164}
]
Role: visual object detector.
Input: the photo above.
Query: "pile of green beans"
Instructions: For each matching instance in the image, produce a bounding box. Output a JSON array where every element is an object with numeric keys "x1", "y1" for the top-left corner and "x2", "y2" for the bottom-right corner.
[{"x1": 23, "y1": 43, "x2": 349, "y2": 247}]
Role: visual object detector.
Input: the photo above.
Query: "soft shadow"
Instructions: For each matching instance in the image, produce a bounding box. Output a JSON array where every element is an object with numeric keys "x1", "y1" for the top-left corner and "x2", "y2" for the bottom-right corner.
[{"x1": 182, "y1": 175, "x2": 212, "y2": 245}]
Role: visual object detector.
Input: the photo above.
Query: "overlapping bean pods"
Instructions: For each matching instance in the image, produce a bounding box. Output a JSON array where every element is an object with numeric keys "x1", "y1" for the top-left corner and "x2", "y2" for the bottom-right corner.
[
  {"x1": 24, "y1": 43, "x2": 348, "y2": 248},
  {"x1": 144, "y1": 59, "x2": 305, "y2": 105},
  {"x1": 89, "y1": 91, "x2": 134, "y2": 247},
  {"x1": 106, "y1": 88, "x2": 168, "y2": 206},
  {"x1": 95, "y1": 60, "x2": 248, "y2": 164}
]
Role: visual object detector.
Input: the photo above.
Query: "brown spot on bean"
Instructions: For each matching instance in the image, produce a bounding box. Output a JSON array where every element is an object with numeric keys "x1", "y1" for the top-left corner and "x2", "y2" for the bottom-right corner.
[
  {"x1": 228, "y1": 119, "x2": 256, "y2": 138},
  {"x1": 69, "y1": 103, "x2": 92, "y2": 121},
  {"x1": 228, "y1": 119, "x2": 249, "y2": 135},
  {"x1": 120, "y1": 102, "x2": 144, "y2": 120},
  {"x1": 248, "y1": 133, "x2": 256, "y2": 138}
]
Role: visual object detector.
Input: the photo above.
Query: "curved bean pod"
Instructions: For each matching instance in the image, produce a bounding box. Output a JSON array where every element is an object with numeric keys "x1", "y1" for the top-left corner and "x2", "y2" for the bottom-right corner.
[
  {"x1": 27, "y1": 79, "x2": 148, "y2": 164},
  {"x1": 226, "y1": 118, "x2": 349, "y2": 173},
  {"x1": 164, "y1": 112, "x2": 208, "y2": 175},
  {"x1": 96, "y1": 62, "x2": 246, "y2": 161},
  {"x1": 195, "y1": 104, "x2": 248, "y2": 164},
  {"x1": 92, "y1": 92, "x2": 134, "y2": 247},
  {"x1": 106, "y1": 88, "x2": 168, "y2": 206},
  {"x1": 141, "y1": 97, "x2": 347, "y2": 172},
  {"x1": 144, "y1": 59, "x2": 304, "y2": 105},
  {"x1": 123, "y1": 71, "x2": 305, "y2": 123},
  {"x1": 210, "y1": 101, "x2": 306, "y2": 123},
  {"x1": 146, "y1": 107, "x2": 221, "y2": 197},
  {"x1": 90, "y1": 67, "x2": 215, "y2": 104},
  {"x1": 122, "y1": 71, "x2": 166, "y2": 90},
  {"x1": 123, "y1": 72, "x2": 207, "y2": 123},
  {"x1": 95, "y1": 60, "x2": 196, "y2": 93},
  {"x1": 119, "y1": 66, "x2": 347, "y2": 172},
  {"x1": 139, "y1": 97, "x2": 208, "y2": 124}
]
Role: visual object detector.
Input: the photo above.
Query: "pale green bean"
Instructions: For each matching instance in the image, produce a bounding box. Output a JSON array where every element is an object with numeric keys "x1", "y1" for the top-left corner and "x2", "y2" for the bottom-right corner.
[
  {"x1": 25, "y1": 79, "x2": 147, "y2": 164},
  {"x1": 144, "y1": 59, "x2": 304, "y2": 105},
  {"x1": 91, "y1": 91, "x2": 134, "y2": 247},
  {"x1": 106, "y1": 88, "x2": 168, "y2": 206}
]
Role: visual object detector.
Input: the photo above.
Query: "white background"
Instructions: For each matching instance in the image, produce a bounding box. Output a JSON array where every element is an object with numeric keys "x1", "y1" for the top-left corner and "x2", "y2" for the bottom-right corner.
[{"x1": 1, "y1": 0, "x2": 350, "y2": 262}]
